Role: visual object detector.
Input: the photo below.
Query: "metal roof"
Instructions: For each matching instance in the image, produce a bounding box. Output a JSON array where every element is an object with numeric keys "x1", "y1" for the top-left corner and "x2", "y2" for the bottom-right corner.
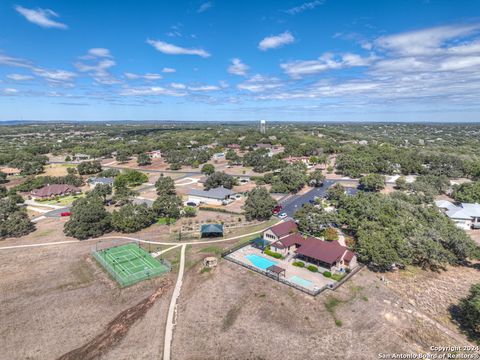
[{"x1": 188, "y1": 186, "x2": 235, "y2": 200}]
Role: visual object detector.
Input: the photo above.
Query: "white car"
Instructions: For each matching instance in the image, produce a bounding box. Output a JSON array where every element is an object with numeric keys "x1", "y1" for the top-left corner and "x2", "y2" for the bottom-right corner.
[{"x1": 278, "y1": 213, "x2": 288, "y2": 219}]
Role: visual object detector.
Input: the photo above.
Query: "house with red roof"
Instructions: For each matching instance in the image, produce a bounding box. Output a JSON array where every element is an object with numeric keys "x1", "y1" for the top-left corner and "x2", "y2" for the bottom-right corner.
[
  {"x1": 262, "y1": 220, "x2": 298, "y2": 243},
  {"x1": 295, "y1": 237, "x2": 357, "y2": 272},
  {"x1": 263, "y1": 221, "x2": 357, "y2": 272},
  {"x1": 31, "y1": 184, "x2": 81, "y2": 199}
]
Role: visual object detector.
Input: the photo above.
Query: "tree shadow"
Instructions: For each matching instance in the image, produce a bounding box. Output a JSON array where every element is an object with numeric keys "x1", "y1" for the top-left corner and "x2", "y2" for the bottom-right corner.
[{"x1": 448, "y1": 304, "x2": 480, "y2": 344}]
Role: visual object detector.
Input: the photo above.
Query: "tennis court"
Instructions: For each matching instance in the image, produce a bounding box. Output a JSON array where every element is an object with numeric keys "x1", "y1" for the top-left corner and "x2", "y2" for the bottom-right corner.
[{"x1": 92, "y1": 243, "x2": 170, "y2": 287}]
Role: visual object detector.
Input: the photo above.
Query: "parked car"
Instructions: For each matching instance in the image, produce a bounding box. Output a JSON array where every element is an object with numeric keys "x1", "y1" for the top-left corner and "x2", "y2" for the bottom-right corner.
[
  {"x1": 472, "y1": 223, "x2": 480, "y2": 230},
  {"x1": 272, "y1": 205, "x2": 283, "y2": 215},
  {"x1": 278, "y1": 212, "x2": 288, "y2": 219},
  {"x1": 186, "y1": 201, "x2": 198, "y2": 207},
  {"x1": 60, "y1": 212, "x2": 71, "y2": 217}
]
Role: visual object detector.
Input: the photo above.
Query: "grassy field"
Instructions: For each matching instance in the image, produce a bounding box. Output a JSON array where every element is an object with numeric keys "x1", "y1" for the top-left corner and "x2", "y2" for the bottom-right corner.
[{"x1": 40, "y1": 194, "x2": 85, "y2": 206}]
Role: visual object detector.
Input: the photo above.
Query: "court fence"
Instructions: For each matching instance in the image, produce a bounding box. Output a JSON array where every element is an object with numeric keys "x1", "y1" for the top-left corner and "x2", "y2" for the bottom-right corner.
[{"x1": 92, "y1": 247, "x2": 171, "y2": 288}]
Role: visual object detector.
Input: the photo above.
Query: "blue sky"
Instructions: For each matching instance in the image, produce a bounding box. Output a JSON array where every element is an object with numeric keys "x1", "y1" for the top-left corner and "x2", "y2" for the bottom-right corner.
[{"x1": 1, "y1": 0, "x2": 480, "y2": 122}]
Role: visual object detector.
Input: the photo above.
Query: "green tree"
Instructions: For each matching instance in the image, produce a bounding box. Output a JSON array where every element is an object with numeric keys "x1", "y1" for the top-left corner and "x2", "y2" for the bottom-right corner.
[
  {"x1": 204, "y1": 172, "x2": 237, "y2": 190},
  {"x1": 327, "y1": 183, "x2": 346, "y2": 202},
  {"x1": 64, "y1": 196, "x2": 112, "y2": 240},
  {"x1": 155, "y1": 174, "x2": 176, "y2": 195},
  {"x1": 457, "y1": 283, "x2": 480, "y2": 341},
  {"x1": 77, "y1": 160, "x2": 102, "y2": 175},
  {"x1": 201, "y1": 163, "x2": 215, "y2": 175},
  {"x1": 114, "y1": 170, "x2": 148, "y2": 188},
  {"x1": 244, "y1": 187, "x2": 276, "y2": 221},
  {"x1": 153, "y1": 193, "x2": 182, "y2": 219},
  {"x1": 395, "y1": 176, "x2": 408, "y2": 190},
  {"x1": 0, "y1": 171, "x2": 7, "y2": 184},
  {"x1": 270, "y1": 163, "x2": 307, "y2": 193},
  {"x1": 112, "y1": 185, "x2": 138, "y2": 206},
  {"x1": 452, "y1": 181, "x2": 480, "y2": 203},
  {"x1": 111, "y1": 203, "x2": 156, "y2": 233},
  {"x1": 183, "y1": 206, "x2": 197, "y2": 217},
  {"x1": 116, "y1": 152, "x2": 130, "y2": 163},
  {"x1": 308, "y1": 169, "x2": 325, "y2": 187},
  {"x1": 89, "y1": 184, "x2": 112, "y2": 203},
  {"x1": 0, "y1": 197, "x2": 35, "y2": 239},
  {"x1": 295, "y1": 204, "x2": 338, "y2": 236},
  {"x1": 137, "y1": 153, "x2": 152, "y2": 166},
  {"x1": 359, "y1": 174, "x2": 385, "y2": 192}
]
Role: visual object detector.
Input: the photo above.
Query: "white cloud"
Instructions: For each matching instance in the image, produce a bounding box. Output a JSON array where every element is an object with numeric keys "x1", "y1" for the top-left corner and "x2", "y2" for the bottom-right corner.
[
  {"x1": 120, "y1": 86, "x2": 186, "y2": 97},
  {"x1": 237, "y1": 74, "x2": 284, "y2": 92},
  {"x1": 170, "y1": 83, "x2": 186, "y2": 89},
  {"x1": 281, "y1": 53, "x2": 375, "y2": 78},
  {"x1": 228, "y1": 58, "x2": 249, "y2": 76},
  {"x1": 375, "y1": 24, "x2": 480, "y2": 56},
  {"x1": 124, "y1": 72, "x2": 162, "y2": 81},
  {"x1": 147, "y1": 39, "x2": 210, "y2": 57},
  {"x1": 197, "y1": 2, "x2": 213, "y2": 13},
  {"x1": 162, "y1": 67, "x2": 176, "y2": 73},
  {"x1": 3, "y1": 88, "x2": 19, "y2": 94},
  {"x1": 15, "y1": 5, "x2": 67, "y2": 29},
  {"x1": 6, "y1": 74, "x2": 34, "y2": 81},
  {"x1": 285, "y1": 1, "x2": 324, "y2": 15},
  {"x1": 258, "y1": 31, "x2": 295, "y2": 51},
  {"x1": 0, "y1": 53, "x2": 32, "y2": 68},
  {"x1": 87, "y1": 48, "x2": 112, "y2": 58},
  {"x1": 188, "y1": 85, "x2": 221, "y2": 91},
  {"x1": 33, "y1": 68, "x2": 76, "y2": 84}
]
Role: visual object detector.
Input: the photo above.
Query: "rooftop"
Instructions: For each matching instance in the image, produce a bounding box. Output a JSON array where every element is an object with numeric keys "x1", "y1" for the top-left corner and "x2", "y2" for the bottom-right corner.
[
  {"x1": 268, "y1": 220, "x2": 298, "y2": 238},
  {"x1": 188, "y1": 186, "x2": 235, "y2": 200},
  {"x1": 296, "y1": 238, "x2": 350, "y2": 265}
]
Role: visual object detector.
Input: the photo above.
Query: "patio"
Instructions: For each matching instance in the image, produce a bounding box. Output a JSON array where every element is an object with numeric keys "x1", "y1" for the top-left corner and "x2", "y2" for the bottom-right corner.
[{"x1": 226, "y1": 244, "x2": 335, "y2": 291}]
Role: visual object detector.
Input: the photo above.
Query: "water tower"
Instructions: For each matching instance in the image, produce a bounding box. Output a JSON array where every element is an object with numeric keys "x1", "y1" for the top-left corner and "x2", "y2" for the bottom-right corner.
[{"x1": 260, "y1": 119, "x2": 266, "y2": 134}]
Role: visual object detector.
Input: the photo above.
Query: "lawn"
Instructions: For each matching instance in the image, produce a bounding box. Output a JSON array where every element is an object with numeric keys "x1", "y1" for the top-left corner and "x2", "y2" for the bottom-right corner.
[{"x1": 40, "y1": 194, "x2": 85, "y2": 206}]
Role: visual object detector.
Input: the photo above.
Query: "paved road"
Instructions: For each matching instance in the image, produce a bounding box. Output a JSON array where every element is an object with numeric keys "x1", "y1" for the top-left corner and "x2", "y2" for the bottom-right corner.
[{"x1": 280, "y1": 180, "x2": 359, "y2": 218}]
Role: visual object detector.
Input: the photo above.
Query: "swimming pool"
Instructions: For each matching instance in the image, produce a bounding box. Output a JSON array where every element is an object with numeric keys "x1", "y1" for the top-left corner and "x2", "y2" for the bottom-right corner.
[
  {"x1": 290, "y1": 275, "x2": 314, "y2": 288},
  {"x1": 245, "y1": 254, "x2": 277, "y2": 270}
]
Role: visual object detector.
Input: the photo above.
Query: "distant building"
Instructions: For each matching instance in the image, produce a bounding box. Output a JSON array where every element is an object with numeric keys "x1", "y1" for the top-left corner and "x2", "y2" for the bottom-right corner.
[
  {"x1": 0, "y1": 167, "x2": 21, "y2": 176},
  {"x1": 260, "y1": 120, "x2": 266, "y2": 134},
  {"x1": 187, "y1": 186, "x2": 236, "y2": 206},
  {"x1": 213, "y1": 152, "x2": 225, "y2": 160},
  {"x1": 435, "y1": 200, "x2": 480, "y2": 230},
  {"x1": 146, "y1": 150, "x2": 162, "y2": 159},
  {"x1": 88, "y1": 177, "x2": 114, "y2": 188},
  {"x1": 31, "y1": 184, "x2": 81, "y2": 199},
  {"x1": 73, "y1": 153, "x2": 91, "y2": 161}
]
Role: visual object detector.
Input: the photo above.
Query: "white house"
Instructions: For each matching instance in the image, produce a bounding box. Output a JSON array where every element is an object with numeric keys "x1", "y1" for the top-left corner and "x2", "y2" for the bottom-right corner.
[
  {"x1": 435, "y1": 200, "x2": 480, "y2": 230},
  {"x1": 187, "y1": 186, "x2": 236, "y2": 206},
  {"x1": 146, "y1": 150, "x2": 162, "y2": 159},
  {"x1": 88, "y1": 177, "x2": 114, "y2": 188}
]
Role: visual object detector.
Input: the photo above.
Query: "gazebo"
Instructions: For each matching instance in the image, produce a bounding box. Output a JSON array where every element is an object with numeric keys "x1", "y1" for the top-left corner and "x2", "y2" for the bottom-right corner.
[
  {"x1": 200, "y1": 224, "x2": 224, "y2": 238},
  {"x1": 266, "y1": 265, "x2": 286, "y2": 280},
  {"x1": 251, "y1": 237, "x2": 269, "y2": 250}
]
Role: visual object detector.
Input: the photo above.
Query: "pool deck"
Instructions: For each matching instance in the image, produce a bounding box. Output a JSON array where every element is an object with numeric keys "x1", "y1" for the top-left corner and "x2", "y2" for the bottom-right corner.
[{"x1": 227, "y1": 245, "x2": 335, "y2": 291}]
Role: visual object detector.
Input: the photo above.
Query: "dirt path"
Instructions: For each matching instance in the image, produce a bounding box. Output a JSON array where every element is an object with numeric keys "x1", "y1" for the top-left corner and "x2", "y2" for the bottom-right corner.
[
  {"x1": 56, "y1": 281, "x2": 172, "y2": 360},
  {"x1": 163, "y1": 244, "x2": 186, "y2": 360}
]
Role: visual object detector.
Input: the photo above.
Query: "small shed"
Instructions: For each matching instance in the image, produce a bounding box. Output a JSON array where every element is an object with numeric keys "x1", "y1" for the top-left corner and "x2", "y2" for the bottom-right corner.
[
  {"x1": 267, "y1": 265, "x2": 286, "y2": 279},
  {"x1": 200, "y1": 224, "x2": 224, "y2": 238}
]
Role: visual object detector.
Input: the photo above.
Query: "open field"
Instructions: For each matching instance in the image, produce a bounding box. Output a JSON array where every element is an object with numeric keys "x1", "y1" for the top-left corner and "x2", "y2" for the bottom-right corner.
[
  {"x1": 171, "y1": 258, "x2": 478, "y2": 360},
  {"x1": 42, "y1": 164, "x2": 76, "y2": 177},
  {"x1": 0, "y1": 239, "x2": 175, "y2": 360}
]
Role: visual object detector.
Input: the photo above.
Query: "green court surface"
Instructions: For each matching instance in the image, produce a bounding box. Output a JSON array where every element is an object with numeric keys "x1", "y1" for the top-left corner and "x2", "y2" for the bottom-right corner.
[{"x1": 92, "y1": 243, "x2": 170, "y2": 287}]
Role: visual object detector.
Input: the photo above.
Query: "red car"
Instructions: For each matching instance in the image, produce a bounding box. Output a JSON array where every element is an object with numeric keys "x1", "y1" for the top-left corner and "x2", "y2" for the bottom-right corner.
[
  {"x1": 272, "y1": 205, "x2": 283, "y2": 215},
  {"x1": 60, "y1": 212, "x2": 71, "y2": 217}
]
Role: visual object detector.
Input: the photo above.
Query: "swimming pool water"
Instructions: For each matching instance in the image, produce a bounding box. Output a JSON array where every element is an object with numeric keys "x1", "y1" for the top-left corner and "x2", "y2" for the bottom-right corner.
[
  {"x1": 246, "y1": 254, "x2": 277, "y2": 270},
  {"x1": 290, "y1": 275, "x2": 314, "y2": 288}
]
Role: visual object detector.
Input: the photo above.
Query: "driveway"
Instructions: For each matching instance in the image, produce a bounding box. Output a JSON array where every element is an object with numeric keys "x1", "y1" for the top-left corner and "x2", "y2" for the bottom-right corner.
[{"x1": 280, "y1": 180, "x2": 358, "y2": 218}]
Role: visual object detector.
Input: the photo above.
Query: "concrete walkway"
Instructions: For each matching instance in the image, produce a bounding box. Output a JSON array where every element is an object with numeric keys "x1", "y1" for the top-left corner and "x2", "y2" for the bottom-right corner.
[{"x1": 163, "y1": 244, "x2": 186, "y2": 360}]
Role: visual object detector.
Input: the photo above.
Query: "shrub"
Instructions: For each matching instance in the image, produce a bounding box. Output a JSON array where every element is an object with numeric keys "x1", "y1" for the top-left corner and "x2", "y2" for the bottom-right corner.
[
  {"x1": 292, "y1": 261, "x2": 305, "y2": 267},
  {"x1": 307, "y1": 265, "x2": 318, "y2": 272},
  {"x1": 331, "y1": 273, "x2": 346, "y2": 281},
  {"x1": 323, "y1": 271, "x2": 332, "y2": 277},
  {"x1": 264, "y1": 249, "x2": 283, "y2": 259}
]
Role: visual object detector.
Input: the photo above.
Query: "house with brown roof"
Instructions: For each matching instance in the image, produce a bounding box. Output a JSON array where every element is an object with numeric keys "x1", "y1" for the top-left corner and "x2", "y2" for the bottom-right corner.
[
  {"x1": 295, "y1": 237, "x2": 357, "y2": 272},
  {"x1": 31, "y1": 184, "x2": 81, "y2": 199},
  {"x1": 270, "y1": 232, "x2": 305, "y2": 255},
  {"x1": 263, "y1": 220, "x2": 298, "y2": 242},
  {"x1": 0, "y1": 167, "x2": 21, "y2": 176}
]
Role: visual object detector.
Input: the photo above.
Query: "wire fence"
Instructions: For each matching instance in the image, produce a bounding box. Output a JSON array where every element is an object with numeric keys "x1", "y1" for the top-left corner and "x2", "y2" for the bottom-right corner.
[
  {"x1": 92, "y1": 247, "x2": 171, "y2": 288},
  {"x1": 222, "y1": 241, "x2": 365, "y2": 296}
]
